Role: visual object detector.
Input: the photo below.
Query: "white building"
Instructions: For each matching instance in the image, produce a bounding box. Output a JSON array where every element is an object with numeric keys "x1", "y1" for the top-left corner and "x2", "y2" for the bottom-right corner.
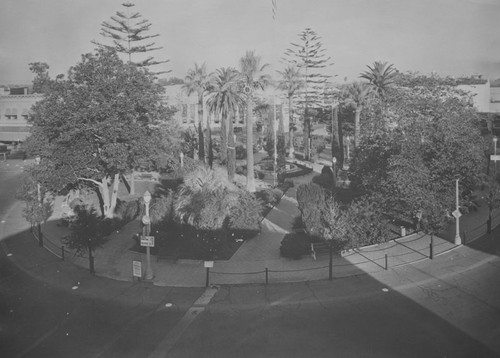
[{"x1": 0, "y1": 87, "x2": 42, "y2": 143}]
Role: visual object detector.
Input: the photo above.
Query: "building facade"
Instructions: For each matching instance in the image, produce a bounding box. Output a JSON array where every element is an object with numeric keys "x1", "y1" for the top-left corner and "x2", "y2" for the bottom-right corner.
[{"x1": 0, "y1": 87, "x2": 42, "y2": 143}]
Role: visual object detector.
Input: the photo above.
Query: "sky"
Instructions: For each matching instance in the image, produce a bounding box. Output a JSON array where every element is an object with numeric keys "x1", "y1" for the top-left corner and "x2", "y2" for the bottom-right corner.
[{"x1": 1, "y1": 0, "x2": 500, "y2": 85}]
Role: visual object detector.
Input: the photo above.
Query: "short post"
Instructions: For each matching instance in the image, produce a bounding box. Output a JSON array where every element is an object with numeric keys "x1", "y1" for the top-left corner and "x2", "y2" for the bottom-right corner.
[
  {"x1": 205, "y1": 267, "x2": 210, "y2": 287},
  {"x1": 61, "y1": 246, "x2": 65, "y2": 261},
  {"x1": 462, "y1": 231, "x2": 467, "y2": 245},
  {"x1": 265, "y1": 268, "x2": 269, "y2": 285},
  {"x1": 328, "y1": 241, "x2": 333, "y2": 281},
  {"x1": 385, "y1": 254, "x2": 388, "y2": 270},
  {"x1": 400, "y1": 226, "x2": 406, "y2": 237}
]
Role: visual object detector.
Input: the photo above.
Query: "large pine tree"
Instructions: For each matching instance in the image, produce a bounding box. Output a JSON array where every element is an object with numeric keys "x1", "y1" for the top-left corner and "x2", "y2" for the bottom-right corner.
[
  {"x1": 92, "y1": 2, "x2": 170, "y2": 75},
  {"x1": 283, "y1": 28, "x2": 333, "y2": 161}
]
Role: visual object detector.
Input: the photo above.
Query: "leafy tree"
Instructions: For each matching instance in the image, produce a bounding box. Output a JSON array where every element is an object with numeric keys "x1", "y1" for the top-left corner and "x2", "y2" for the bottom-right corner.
[
  {"x1": 16, "y1": 170, "x2": 53, "y2": 247},
  {"x1": 240, "y1": 50, "x2": 271, "y2": 192},
  {"x1": 92, "y1": 2, "x2": 169, "y2": 74},
  {"x1": 283, "y1": 27, "x2": 333, "y2": 160},
  {"x1": 25, "y1": 48, "x2": 179, "y2": 218},
  {"x1": 183, "y1": 63, "x2": 211, "y2": 162},
  {"x1": 29, "y1": 62, "x2": 52, "y2": 94},
  {"x1": 482, "y1": 174, "x2": 500, "y2": 234},
  {"x1": 277, "y1": 65, "x2": 304, "y2": 159},
  {"x1": 63, "y1": 205, "x2": 107, "y2": 274},
  {"x1": 351, "y1": 72, "x2": 485, "y2": 222}
]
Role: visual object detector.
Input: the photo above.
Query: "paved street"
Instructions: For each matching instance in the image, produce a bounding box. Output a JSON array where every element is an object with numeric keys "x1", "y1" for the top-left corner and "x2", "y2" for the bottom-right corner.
[{"x1": 1, "y1": 158, "x2": 500, "y2": 357}]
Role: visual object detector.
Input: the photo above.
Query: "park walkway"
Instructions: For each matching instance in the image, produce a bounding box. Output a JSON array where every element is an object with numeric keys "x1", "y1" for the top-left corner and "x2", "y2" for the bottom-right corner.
[
  {"x1": 22, "y1": 169, "x2": 490, "y2": 288},
  {"x1": 3, "y1": 157, "x2": 498, "y2": 288}
]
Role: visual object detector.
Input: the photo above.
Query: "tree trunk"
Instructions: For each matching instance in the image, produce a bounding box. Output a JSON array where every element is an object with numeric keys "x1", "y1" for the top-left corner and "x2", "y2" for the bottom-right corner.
[
  {"x1": 246, "y1": 99, "x2": 256, "y2": 192},
  {"x1": 331, "y1": 106, "x2": 340, "y2": 162},
  {"x1": 100, "y1": 177, "x2": 110, "y2": 218},
  {"x1": 220, "y1": 111, "x2": 227, "y2": 164},
  {"x1": 108, "y1": 173, "x2": 120, "y2": 218},
  {"x1": 354, "y1": 107, "x2": 362, "y2": 148},
  {"x1": 338, "y1": 107, "x2": 345, "y2": 167},
  {"x1": 198, "y1": 95, "x2": 205, "y2": 162},
  {"x1": 304, "y1": 103, "x2": 311, "y2": 161},
  {"x1": 228, "y1": 110, "x2": 236, "y2": 181},
  {"x1": 288, "y1": 96, "x2": 295, "y2": 159}
]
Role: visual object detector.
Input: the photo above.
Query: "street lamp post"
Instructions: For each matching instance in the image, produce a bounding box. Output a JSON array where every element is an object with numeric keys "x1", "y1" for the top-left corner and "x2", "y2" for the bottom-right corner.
[
  {"x1": 494, "y1": 136, "x2": 497, "y2": 177},
  {"x1": 142, "y1": 190, "x2": 154, "y2": 280},
  {"x1": 452, "y1": 179, "x2": 462, "y2": 245},
  {"x1": 331, "y1": 157, "x2": 337, "y2": 192},
  {"x1": 35, "y1": 156, "x2": 43, "y2": 247}
]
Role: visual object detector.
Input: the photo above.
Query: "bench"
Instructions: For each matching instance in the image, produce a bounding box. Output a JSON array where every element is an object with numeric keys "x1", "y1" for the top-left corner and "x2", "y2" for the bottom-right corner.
[{"x1": 311, "y1": 242, "x2": 331, "y2": 260}]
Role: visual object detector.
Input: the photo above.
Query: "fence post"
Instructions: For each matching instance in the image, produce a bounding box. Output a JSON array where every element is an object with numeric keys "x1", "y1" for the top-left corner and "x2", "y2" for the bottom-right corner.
[
  {"x1": 37, "y1": 223, "x2": 43, "y2": 248},
  {"x1": 61, "y1": 246, "x2": 65, "y2": 261},
  {"x1": 205, "y1": 267, "x2": 210, "y2": 287},
  {"x1": 328, "y1": 241, "x2": 333, "y2": 281},
  {"x1": 430, "y1": 235, "x2": 434, "y2": 260},
  {"x1": 385, "y1": 254, "x2": 388, "y2": 270},
  {"x1": 265, "y1": 268, "x2": 269, "y2": 285},
  {"x1": 462, "y1": 230, "x2": 467, "y2": 245}
]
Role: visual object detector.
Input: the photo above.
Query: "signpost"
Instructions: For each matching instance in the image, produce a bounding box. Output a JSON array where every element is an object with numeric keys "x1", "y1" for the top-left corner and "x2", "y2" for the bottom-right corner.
[
  {"x1": 140, "y1": 235, "x2": 155, "y2": 247},
  {"x1": 132, "y1": 261, "x2": 142, "y2": 279}
]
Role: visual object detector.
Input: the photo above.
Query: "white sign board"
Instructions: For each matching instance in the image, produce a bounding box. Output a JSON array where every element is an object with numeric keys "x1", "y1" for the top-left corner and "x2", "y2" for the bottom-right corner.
[
  {"x1": 452, "y1": 209, "x2": 462, "y2": 219},
  {"x1": 204, "y1": 261, "x2": 214, "y2": 268},
  {"x1": 490, "y1": 155, "x2": 500, "y2": 161},
  {"x1": 132, "y1": 261, "x2": 142, "y2": 277},
  {"x1": 140, "y1": 235, "x2": 155, "y2": 247}
]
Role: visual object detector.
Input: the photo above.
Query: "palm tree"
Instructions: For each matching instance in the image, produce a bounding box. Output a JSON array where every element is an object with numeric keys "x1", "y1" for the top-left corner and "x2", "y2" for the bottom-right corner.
[
  {"x1": 343, "y1": 82, "x2": 372, "y2": 148},
  {"x1": 239, "y1": 50, "x2": 271, "y2": 192},
  {"x1": 360, "y1": 61, "x2": 397, "y2": 126},
  {"x1": 206, "y1": 67, "x2": 243, "y2": 180},
  {"x1": 183, "y1": 63, "x2": 211, "y2": 163},
  {"x1": 360, "y1": 61, "x2": 397, "y2": 101},
  {"x1": 277, "y1": 66, "x2": 304, "y2": 159}
]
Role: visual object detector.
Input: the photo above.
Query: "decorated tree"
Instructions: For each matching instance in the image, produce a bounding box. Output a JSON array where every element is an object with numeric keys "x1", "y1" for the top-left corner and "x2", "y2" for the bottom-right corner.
[{"x1": 25, "y1": 48, "x2": 178, "y2": 218}]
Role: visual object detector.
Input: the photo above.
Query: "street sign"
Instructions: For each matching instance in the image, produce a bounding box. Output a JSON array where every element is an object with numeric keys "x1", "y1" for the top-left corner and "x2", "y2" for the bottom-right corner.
[
  {"x1": 132, "y1": 261, "x2": 142, "y2": 277},
  {"x1": 140, "y1": 235, "x2": 155, "y2": 247},
  {"x1": 452, "y1": 209, "x2": 462, "y2": 219},
  {"x1": 490, "y1": 155, "x2": 500, "y2": 161},
  {"x1": 142, "y1": 215, "x2": 151, "y2": 225},
  {"x1": 204, "y1": 261, "x2": 214, "y2": 268}
]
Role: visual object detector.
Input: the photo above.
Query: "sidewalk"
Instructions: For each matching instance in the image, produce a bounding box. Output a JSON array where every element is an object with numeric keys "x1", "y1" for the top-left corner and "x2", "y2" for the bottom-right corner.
[{"x1": 16, "y1": 169, "x2": 484, "y2": 288}]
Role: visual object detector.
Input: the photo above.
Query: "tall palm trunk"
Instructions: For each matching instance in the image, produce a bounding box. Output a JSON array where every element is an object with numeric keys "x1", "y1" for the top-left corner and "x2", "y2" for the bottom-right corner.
[
  {"x1": 288, "y1": 96, "x2": 294, "y2": 159},
  {"x1": 331, "y1": 105, "x2": 340, "y2": 161},
  {"x1": 304, "y1": 103, "x2": 311, "y2": 161},
  {"x1": 246, "y1": 99, "x2": 256, "y2": 192},
  {"x1": 198, "y1": 94, "x2": 205, "y2": 162},
  {"x1": 354, "y1": 106, "x2": 362, "y2": 148},
  {"x1": 227, "y1": 109, "x2": 236, "y2": 181},
  {"x1": 220, "y1": 111, "x2": 227, "y2": 164}
]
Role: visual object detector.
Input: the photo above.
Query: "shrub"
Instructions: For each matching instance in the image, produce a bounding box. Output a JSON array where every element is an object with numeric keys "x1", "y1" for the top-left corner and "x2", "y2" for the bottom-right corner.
[
  {"x1": 229, "y1": 190, "x2": 263, "y2": 233},
  {"x1": 255, "y1": 188, "x2": 283, "y2": 206},
  {"x1": 280, "y1": 233, "x2": 310, "y2": 259},
  {"x1": 296, "y1": 183, "x2": 326, "y2": 237},
  {"x1": 235, "y1": 145, "x2": 246, "y2": 160},
  {"x1": 114, "y1": 199, "x2": 140, "y2": 222},
  {"x1": 312, "y1": 173, "x2": 333, "y2": 191},
  {"x1": 149, "y1": 191, "x2": 174, "y2": 225}
]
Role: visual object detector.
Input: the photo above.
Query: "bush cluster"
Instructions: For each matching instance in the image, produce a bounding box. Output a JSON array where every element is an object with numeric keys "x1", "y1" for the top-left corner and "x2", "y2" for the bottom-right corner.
[{"x1": 280, "y1": 233, "x2": 310, "y2": 259}]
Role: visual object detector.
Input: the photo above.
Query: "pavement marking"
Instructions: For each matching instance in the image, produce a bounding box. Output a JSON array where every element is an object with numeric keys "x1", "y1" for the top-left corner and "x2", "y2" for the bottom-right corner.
[{"x1": 147, "y1": 286, "x2": 219, "y2": 358}]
